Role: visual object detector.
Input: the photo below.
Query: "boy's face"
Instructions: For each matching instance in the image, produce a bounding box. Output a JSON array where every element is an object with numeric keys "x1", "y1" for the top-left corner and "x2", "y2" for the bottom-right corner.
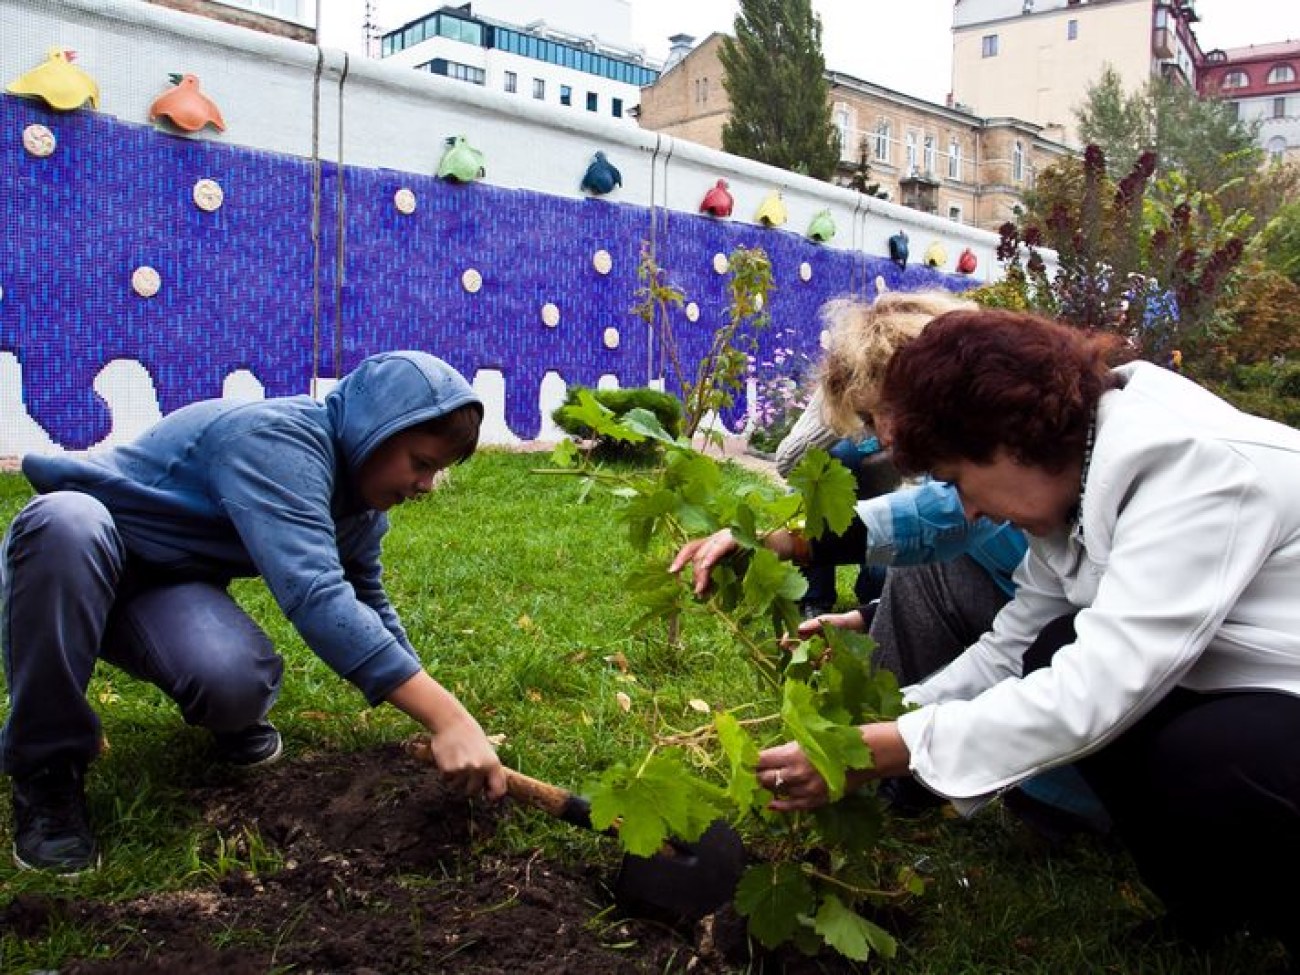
[{"x1": 357, "y1": 427, "x2": 462, "y2": 511}]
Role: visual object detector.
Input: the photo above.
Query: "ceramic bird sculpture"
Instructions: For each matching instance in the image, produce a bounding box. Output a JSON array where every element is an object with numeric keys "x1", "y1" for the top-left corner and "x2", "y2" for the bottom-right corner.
[
  {"x1": 806, "y1": 209, "x2": 836, "y2": 243},
  {"x1": 6, "y1": 47, "x2": 99, "y2": 111},
  {"x1": 755, "y1": 190, "x2": 787, "y2": 228},
  {"x1": 149, "y1": 73, "x2": 226, "y2": 133},
  {"x1": 437, "y1": 135, "x2": 486, "y2": 183},
  {"x1": 924, "y1": 241, "x2": 948, "y2": 268},
  {"x1": 957, "y1": 247, "x2": 978, "y2": 274},
  {"x1": 888, "y1": 230, "x2": 909, "y2": 269},
  {"x1": 580, "y1": 151, "x2": 621, "y2": 195},
  {"x1": 699, "y1": 179, "x2": 733, "y2": 218}
]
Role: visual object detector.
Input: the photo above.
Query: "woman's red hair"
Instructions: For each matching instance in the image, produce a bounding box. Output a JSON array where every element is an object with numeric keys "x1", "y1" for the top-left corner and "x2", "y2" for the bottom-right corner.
[{"x1": 879, "y1": 310, "x2": 1125, "y2": 475}]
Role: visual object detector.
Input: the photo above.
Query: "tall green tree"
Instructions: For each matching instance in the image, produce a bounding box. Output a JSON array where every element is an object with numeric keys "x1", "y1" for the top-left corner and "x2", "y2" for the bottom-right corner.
[
  {"x1": 719, "y1": 0, "x2": 839, "y2": 180},
  {"x1": 1075, "y1": 66, "x2": 1262, "y2": 191}
]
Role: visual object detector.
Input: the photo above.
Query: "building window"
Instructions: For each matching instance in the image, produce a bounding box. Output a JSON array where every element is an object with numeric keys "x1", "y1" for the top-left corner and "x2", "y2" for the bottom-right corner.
[
  {"x1": 906, "y1": 132, "x2": 918, "y2": 173},
  {"x1": 612, "y1": 97, "x2": 624, "y2": 118},
  {"x1": 982, "y1": 34, "x2": 999, "y2": 58},
  {"x1": 421, "y1": 59, "x2": 486, "y2": 85},
  {"x1": 948, "y1": 138, "x2": 961, "y2": 179},
  {"x1": 700, "y1": 77, "x2": 709, "y2": 102},
  {"x1": 586, "y1": 91, "x2": 598, "y2": 112},
  {"x1": 1268, "y1": 137, "x2": 1288, "y2": 162},
  {"x1": 533, "y1": 78, "x2": 545, "y2": 99},
  {"x1": 560, "y1": 84, "x2": 572, "y2": 106},
  {"x1": 504, "y1": 71, "x2": 517, "y2": 93},
  {"x1": 1013, "y1": 140, "x2": 1025, "y2": 182},
  {"x1": 923, "y1": 134, "x2": 936, "y2": 174},
  {"x1": 1268, "y1": 65, "x2": 1297, "y2": 84},
  {"x1": 1223, "y1": 70, "x2": 1249, "y2": 89},
  {"x1": 1276, "y1": 97, "x2": 1289, "y2": 119},
  {"x1": 1067, "y1": 18, "x2": 1078, "y2": 40},
  {"x1": 874, "y1": 120, "x2": 891, "y2": 163},
  {"x1": 833, "y1": 104, "x2": 854, "y2": 159},
  {"x1": 948, "y1": 205, "x2": 963, "y2": 223}
]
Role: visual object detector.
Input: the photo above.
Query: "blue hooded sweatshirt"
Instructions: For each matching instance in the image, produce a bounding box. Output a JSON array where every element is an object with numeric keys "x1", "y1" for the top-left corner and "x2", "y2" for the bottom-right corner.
[{"x1": 22, "y1": 352, "x2": 482, "y2": 705}]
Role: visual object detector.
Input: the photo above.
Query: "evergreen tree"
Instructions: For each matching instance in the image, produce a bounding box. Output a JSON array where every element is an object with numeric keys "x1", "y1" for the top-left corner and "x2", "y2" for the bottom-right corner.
[{"x1": 719, "y1": 0, "x2": 839, "y2": 180}]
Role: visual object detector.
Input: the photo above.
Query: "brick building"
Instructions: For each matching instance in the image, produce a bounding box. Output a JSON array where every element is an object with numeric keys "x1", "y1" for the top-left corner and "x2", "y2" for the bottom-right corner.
[{"x1": 143, "y1": 0, "x2": 315, "y2": 43}]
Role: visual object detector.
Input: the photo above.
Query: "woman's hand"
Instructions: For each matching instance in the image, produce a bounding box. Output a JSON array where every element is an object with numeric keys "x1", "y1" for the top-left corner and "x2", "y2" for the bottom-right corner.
[
  {"x1": 756, "y1": 722, "x2": 910, "y2": 812},
  {"x1": 796, "y1": 609, "x2": 867, "y2": 640},
  {"x1": 668, "y1": 529, "x2": 739, "y2": 597}
]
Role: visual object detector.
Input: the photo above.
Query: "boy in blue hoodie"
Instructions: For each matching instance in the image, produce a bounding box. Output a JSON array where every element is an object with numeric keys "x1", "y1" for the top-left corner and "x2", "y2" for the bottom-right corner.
[{"x1": 1, "y1": 351, "x2": 507, "y2": 874}]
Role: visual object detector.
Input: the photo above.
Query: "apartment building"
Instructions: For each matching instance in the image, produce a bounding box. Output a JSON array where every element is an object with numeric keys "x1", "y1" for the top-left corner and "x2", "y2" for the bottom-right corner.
[
  {"x1": 637, "y1": 33, "x2": 1071, "y2": 231},
  {"x1": 1200, "y1": 41, "x2": 1300, "y2": 164}
]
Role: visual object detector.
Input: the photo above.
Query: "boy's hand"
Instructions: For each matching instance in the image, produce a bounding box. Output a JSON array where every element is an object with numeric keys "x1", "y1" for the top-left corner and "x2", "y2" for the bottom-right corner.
[{"x1": 426, "y1": 717, "x2": 508, "y2": 800}]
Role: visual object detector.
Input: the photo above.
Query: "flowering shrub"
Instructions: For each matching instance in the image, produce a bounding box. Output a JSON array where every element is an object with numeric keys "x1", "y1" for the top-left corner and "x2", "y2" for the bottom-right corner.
[{"x1": 743, "y1": 329, "x2": 817, "y2": 453}]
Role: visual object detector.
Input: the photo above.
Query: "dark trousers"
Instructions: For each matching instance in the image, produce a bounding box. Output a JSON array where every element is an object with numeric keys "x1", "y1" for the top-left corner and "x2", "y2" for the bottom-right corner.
[
  {"x1": 1, "y1": 492, "x2": 283, "y2": 778},
  {"x1": 1024, "y1": 615, "x2": 1300, "y2": 943}
]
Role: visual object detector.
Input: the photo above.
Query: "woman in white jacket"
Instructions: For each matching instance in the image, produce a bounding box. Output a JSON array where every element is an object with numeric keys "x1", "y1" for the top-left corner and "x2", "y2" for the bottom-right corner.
[{"x1": 756, "y1": 309, "x2": 1300, "y2": 955}]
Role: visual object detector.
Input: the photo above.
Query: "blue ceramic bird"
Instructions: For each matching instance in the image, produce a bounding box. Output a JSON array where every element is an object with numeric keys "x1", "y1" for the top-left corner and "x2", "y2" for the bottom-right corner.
[
  {"x1": 581, "y1": 151, "x2": 622, "y2": 195},
  {"x1": 888, "y1": 230, "x2": 910, "y2": 269}
]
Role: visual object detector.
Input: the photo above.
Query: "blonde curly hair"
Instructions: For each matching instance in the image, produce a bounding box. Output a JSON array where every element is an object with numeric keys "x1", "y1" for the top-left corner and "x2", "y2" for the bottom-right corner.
[{"x1": 817, "y1": 290, "x2": 979, "y2": 435}]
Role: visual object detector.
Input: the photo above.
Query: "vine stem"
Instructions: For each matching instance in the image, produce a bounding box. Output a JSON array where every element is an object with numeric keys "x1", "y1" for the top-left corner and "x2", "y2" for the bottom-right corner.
[
  {"x1": 800, "y1": 862, "x2": 911, "y2": 901},
  {"x1": 656, "y1": 713, "x2": 781, "y2": 748}
]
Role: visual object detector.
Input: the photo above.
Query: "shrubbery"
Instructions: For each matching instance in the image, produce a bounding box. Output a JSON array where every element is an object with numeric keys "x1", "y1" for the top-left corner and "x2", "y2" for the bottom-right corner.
[{"x1": 551, "y1": 385, "x2": 683, "y2": 459}]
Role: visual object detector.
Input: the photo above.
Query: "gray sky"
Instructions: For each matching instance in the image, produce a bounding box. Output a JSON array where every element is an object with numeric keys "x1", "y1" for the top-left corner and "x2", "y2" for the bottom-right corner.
[{"x1": 320, "y1": 1, "x2": 1300, "y2": 106}]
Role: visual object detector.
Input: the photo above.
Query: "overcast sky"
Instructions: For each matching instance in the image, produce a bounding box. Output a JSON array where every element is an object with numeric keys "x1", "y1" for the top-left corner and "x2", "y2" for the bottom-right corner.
[{"x1": 320, "y1": 1, "x2": 1300, "y2": 106}]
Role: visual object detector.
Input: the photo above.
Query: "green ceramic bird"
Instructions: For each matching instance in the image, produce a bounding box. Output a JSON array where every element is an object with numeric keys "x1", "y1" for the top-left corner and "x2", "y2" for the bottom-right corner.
[
  {"x1": 437, "y1": 136, "x2": 486, "y2": 183},
  {"x1": 581, "y1": 151, "x2": 622, "y2": 195},
  {"x1": 7, "y1": 47, "x2": 99, "y2": 111},
  {"x1": 806, "y1": 209, "x2": 836, "y2": 243},
  {"x1": 755, "y1": 190, "x2": 787, "y2": 227}
]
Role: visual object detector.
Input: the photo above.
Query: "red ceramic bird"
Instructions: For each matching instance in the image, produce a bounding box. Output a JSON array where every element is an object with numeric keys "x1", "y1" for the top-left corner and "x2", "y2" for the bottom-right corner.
[
  {"x1": 149, "y1": 73, "x2": 226, "y2": 133},
  {"x1": 957, "y1": 248, "x2": 978, "y2": 274},
  {"x1": 700, "y1": 179, "x2": 734, "y2": 218}
]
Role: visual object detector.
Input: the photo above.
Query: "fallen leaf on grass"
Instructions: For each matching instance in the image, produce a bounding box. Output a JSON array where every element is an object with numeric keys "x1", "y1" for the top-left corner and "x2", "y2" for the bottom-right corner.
[{"x1": 615, "y1": 692, "x2": 633, "y2": 712}]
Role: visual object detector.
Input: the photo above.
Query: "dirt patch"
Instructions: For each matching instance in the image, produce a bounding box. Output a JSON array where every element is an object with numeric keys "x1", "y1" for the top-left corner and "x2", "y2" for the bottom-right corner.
[{"x1": 3, "y1": 745, "x2": 864, "y2": 973}]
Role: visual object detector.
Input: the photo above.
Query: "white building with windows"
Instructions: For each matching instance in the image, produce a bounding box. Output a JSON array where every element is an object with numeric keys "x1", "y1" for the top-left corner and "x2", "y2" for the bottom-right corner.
[
  {"x1": 378, "y1": 1, "x2": 659, "y2": 123},
  {"x1": 1200, "y1": 41, "x2": 1300, "y2": 164}
]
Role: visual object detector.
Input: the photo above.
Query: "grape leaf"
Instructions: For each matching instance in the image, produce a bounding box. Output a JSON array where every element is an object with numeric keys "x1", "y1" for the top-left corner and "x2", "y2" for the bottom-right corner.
[
  {"x1": 549, "y1": 438, "x2": 580, "y2": 468},
  {"x1": 557, "y1": 390, "x2": 645, "y2": 443},
  {"x1": 735, "y1": 862, "x2": 816, "y2": 948},
  {"x1": 742, "y1": 548, "x2": 808, "y2": 614},
  {"x1": 781, "y1": 681, "x2": 872, "y2": 801},
  {"x1": 813, "y1": 894, "x2": 897, "y2": 961},
  {"x1": 623, "y1": 561, "x2": 687, "y2": 630},
  {"x1": 811, "y1": 792, "x2": 883, "y2": 855},
  {"x1": 619, "y1": 407, "x2": 677, "y2": 445},
  {"x1": 623, "y1": 488, "x2": 679, "y2": 551},
  {"x1": 715, "y1": 712, "x2": 761, "y2": 810},
  {"x1": 785, "y1": 448, "x2": 857, "y2": 540},
  {"x1": 587, "y1": 755, "x2": 727, "y2": 857},
  {"x1": 664, "y1": 450, "x2": 723, "y2": 506}
]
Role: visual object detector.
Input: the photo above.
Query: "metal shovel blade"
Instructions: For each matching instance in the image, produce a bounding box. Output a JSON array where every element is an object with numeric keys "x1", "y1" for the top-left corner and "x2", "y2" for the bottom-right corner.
[{"x1": 612, "y1": 819, "x2": 747, "y2": 922}]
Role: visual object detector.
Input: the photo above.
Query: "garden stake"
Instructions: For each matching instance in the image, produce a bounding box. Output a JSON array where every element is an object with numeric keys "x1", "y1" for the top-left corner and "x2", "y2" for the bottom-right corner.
[{"x1": 404, "y1": 735, "x2": 746, "y2": 921}]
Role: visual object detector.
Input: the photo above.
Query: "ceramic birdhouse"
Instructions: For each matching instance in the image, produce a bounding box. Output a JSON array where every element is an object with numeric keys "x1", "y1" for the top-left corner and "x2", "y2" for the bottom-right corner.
[
  {"x1": 699, "y1": 179, "x2": 733, "y2": 218},
  {"x1": 6, "y1": 47, "x2": 99, "y2": 111},
  {"x1": 755, "y1": 190, "x2": 787, "y2": 228},
  {"x1": 957, "y1": 248, "x2": 978, "y2": 274},
  {"x1": 580, "y1": 151, "x2": 621, "y2": 195},
  {"x1": 149, "y1": 73, "x2": 226, "y2": 133},
  {"x1": 924, "y1": 242, "x2": 947, "y2": 268},
  {"x1": 806, "y1": 209, "x2": 836, "y2": 243},
  {"x1": 437, "y1": 136, "x2": 486, "y2": 183},
  {"x1": 888, "y1": 230, "x2": 909, "y2": 269}
]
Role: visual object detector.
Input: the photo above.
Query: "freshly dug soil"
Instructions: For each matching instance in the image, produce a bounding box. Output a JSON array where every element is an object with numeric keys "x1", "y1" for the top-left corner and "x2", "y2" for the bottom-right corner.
[{"x1": 3, "y1": 745, "x2": 866, "y2": 973}]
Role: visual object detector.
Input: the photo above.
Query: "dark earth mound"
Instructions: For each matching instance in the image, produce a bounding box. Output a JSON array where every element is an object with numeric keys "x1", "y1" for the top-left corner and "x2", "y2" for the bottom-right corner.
[{"x1": 3, "y1": 745, "x2": 866, "y2": 974}]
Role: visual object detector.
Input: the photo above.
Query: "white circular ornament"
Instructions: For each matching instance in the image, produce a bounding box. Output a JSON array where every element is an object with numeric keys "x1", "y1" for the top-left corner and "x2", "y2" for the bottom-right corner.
[
  {"x1": 461, "y1": 268, "x2": 483, "y2": 293},
  {"x1": 685, "y1": 301, "x2": 700, "y2": 323},
  {"x1": 712, "y1": 253, "x2": 729, "y2": 274},
  {"x1": 192, "y1": 179, "x2": 224, "y2": 212},
  {"x1": 603, "y1": 327, "x2": 620, "y2": 349},
  {"x1": 394, "y1": 188, "x2": 417, "y2": 215},
  {"x1": 820, "y1": 329, "x2": 831, "y2": 350},
  {"x1": 541, "y1": 302, "x2": 560, "y2": 327},
  {"x1": 799, "y1": 262, "x2": 812, "y2": 282},
  {"x1": 592, "y1": 250, "x2": 613, "y2": 275},
  {"x1": 22, "y1": 124, "x2": 55, "y2": 157},
  {"x1": 132, "y1": 266, "x2": 161, "y2": 298}
]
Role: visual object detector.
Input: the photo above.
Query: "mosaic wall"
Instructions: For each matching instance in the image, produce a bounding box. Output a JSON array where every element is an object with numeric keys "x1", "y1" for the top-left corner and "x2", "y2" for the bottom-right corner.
[{"x1": 0, "y1": 92, "x2": 968, "y2": 451}]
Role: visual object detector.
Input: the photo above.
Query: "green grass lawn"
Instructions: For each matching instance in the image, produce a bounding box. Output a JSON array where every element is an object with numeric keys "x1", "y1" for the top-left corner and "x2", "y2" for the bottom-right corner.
[{"x1": 0, "y1": 452, "x2": 1289, "y2": 973}]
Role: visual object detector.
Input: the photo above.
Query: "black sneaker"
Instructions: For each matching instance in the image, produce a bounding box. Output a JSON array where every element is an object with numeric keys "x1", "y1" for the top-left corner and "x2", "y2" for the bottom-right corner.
[
  {"x1": 11, "y1": 762, "x2": 100, "y2": 875},
  {"x1": 212, "y1": 721, "x2": 283, "y2": 768}
]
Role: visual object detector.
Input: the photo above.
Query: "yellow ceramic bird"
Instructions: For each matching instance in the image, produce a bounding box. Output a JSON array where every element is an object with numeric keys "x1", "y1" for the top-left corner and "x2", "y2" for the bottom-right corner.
[
  {"x1": 6, "y1": 47, "x2": 100, "y2": 111},
  {"x1": 755, "y1": 190, "x2": 787, "y2": 228},
  {"x1": 150, "y1": 73, "x2": 226, "y2": 133}
]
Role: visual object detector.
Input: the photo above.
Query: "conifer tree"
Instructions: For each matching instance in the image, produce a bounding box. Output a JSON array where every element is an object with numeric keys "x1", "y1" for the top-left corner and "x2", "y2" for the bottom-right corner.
[{"x1": 719, "y1": 0, "x2": 839, "y2": 180}]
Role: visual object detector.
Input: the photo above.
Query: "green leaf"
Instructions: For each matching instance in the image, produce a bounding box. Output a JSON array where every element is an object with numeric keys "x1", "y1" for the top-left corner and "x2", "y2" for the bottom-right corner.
[
  {"x1": 781, "y1": 681, "x2": 872, "y2": 801},
  {"x1": 742, "y1": 547, "x2": 807, "y2": 615},
  {"x1": 786, "y1": 448, "x2": 857, "y2": 540},
  {"x1": 623, "y1": 561, "x2": 687, "y2": 630},
  {"x1": 587, "y1": 755, "x2": 727, "y2": 857},
  {"x1": 549, "y1": 438, "x2": 580, "y2": 468},
  {"x1": 735, "y1": 862, "x2": 816, "y2": 948},
  {"x1": 623, "y1": 488, "x2": 679, "y2": 551},
  {"x1": 812, "y1": 792, "x2": 883, "y2": 855},
  {"x1": 813, "y1": 893, "x2": 897, "y2": 961},
  {"x1": 619, "y1": 407, "x2": 677, "y2": 445},
  {"x1": 558, "y1": 390, "x2": 645, "y2": 443},
  {"x1": 664, "y1": 450, "x2": 723, "y2": 506},
  {"x1": 715, "y1": 712, "x2": 761, "y2": 810}
]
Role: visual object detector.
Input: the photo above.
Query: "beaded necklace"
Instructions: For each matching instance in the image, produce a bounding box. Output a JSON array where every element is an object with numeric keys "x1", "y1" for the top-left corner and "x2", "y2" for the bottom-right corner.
[{"x1": 1069, "y1": 415, "x2": 1097, "y2": 543}]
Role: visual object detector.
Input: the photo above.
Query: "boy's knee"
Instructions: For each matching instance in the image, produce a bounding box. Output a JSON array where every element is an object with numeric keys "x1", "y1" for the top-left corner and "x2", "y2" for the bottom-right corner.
[
  {"x1": 12, "y1": 492, "x2": 117, "y2": 548},
  {"x1": 182, "y1": 651, "x2": 283, "y2": 732}
]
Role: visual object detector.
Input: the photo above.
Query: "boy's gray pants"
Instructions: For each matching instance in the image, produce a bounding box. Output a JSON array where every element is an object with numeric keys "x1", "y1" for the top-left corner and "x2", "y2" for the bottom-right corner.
[{"x1": 1, "y1": 492, "x2": 283, "y2": 778}]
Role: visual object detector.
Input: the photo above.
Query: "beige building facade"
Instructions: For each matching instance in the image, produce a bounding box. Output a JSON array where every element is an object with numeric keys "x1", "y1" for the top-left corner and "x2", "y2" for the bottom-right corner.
[{"x1": 638, "y1": 33, "x2": 1072, "y2": 232}]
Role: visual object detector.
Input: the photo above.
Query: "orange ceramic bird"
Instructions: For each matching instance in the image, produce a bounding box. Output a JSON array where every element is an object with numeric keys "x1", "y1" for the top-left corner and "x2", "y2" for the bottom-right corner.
[
  {"x1": 6, "y1": 47, "x2": 99, "y2": 111},
  {"x1": 700, "y1": 179, "x2": 734, "y2": 218},
  {"x1": 149, "y1": 73, "x2": 226, "y2": 133}
]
